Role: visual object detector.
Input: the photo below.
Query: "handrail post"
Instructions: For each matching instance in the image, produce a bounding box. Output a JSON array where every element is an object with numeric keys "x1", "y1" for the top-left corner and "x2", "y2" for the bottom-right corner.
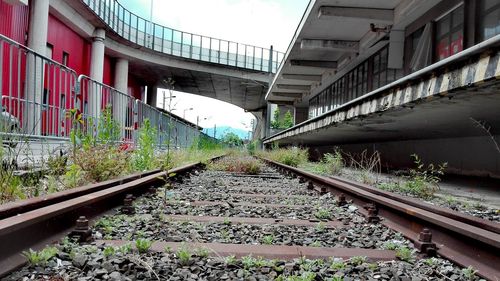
[{"x1": 268, "y1": 45, "x2": 273, "y2": 73}]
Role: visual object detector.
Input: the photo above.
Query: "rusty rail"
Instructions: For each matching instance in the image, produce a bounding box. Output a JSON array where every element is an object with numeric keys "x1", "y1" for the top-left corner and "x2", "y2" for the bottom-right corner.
[
  {"x1": 0, "y1": 155, "x2": 222, "y2": 277},
  {"x1": 259, "y1": 157, "x2": 500, "y2": 281}
]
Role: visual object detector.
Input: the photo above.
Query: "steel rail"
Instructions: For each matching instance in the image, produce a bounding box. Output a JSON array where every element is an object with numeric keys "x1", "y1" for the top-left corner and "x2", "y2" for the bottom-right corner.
[
  {"x1": 259, "y1": 157, "x2": 500, "y2": 281},
  {"x1": 0, "y1": 155, "x2": 223, "y2": 277}
]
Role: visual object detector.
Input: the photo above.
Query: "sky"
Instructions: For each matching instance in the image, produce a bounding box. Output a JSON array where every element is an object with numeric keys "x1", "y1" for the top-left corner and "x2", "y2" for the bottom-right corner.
[{"x1": 123, "y1": 0, "x2": 309, "y2": 130}]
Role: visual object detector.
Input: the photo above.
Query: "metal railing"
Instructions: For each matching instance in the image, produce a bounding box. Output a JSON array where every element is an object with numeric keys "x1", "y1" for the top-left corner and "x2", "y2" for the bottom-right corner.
[
  {"x1": 135, "y1": 100, "x2": 201, "y2": 149},
  {"x1": 0, "y1": 34, "x2": 78, "y2": 141},
  {"x1": 1, "y1": 33, "x2": 207, "y2": 149},
  {"x1": 77, "y1": 75, "x2": 136, "y2": 143},
  {"x1": 81, "y1": 0, "x2": 284, "y2": 73}
]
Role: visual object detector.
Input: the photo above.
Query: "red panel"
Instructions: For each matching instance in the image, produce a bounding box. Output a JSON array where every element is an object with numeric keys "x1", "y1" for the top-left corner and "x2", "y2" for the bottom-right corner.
[
  {"x1": 0, "y1": 1, "x2": 29, "y2": 44},
  {"x1": 103, "y1": 54, "x2": 114, "y2": 86},
  {"x1": 47, "y1": 14, "x2": 91, "y2": 76},
  {"x1": 128, "y1": 75, "x2": 143, "y2": 100}
]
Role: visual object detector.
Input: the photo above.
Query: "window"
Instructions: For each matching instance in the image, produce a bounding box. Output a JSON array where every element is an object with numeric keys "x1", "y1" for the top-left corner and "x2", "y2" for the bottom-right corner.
[
  {"x1": 435, "y1": 5, "x2": 464, "y2": 61},
  {"x1": 372, "y1": 46, "x2": 389, "y2": 90},
  {"x1": 62, "y1": 52, "x2": 69, "y2": 66},
  {"x1": 479, "y1": 0, "x2": 500, "y2": 41}
]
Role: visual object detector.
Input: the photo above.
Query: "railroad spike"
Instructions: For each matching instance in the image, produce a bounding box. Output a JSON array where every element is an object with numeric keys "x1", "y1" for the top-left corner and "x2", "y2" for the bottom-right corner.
[
  {"x1": 299, "y1": 177, "x2": 306, "y2": 183},
  {"x1": 319, "y1": 186, "x2": 327, "y2": 194},
  {"x1": 121, "y1": 194, "x2": 135, "y2": 215},
  {"x1": 415, "y1": 228, "x2": 437, "y2": 257},
  {"x1": 70, "y1": 216, "x2": 92, "y2": 243},
  {"x1": 307, "y1": 181, "x2": 314, "y2": 190},
  {"x1": 367, "y1": 206, "x2": 380, "y2": 223},
  {"x1": 336, "y1": 193, "x2": 347, "y2": 206}
]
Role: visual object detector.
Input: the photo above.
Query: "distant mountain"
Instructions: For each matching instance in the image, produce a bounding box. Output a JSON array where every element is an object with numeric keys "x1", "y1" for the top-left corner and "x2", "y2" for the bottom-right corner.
[{"x1": 202, "y1": 126, "x2": 250, "y2": 140}]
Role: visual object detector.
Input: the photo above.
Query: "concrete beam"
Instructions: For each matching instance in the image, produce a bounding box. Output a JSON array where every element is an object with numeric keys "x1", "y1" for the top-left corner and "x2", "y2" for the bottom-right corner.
[
  {"x1": 277, "y1": 84, "x2": 310, "y2": 91},
  {"x1": 318, "y1": 6, "x2": 393, "y2": 24},
  {"x1": 273, "y1": 92, "x2": 303, "y2": 98},
  {"x1": 282, "y1": 74, "x2": 322, "y2": 81},
  {"x1": 301, "y1": 39, "x2": 358, "y2": 52},
  {"x1": 268, "y1": 100, "x2": 295, "y2": 105},
  {"x1": 290, "y1": 60, "x2": 338, "y2": 68}
]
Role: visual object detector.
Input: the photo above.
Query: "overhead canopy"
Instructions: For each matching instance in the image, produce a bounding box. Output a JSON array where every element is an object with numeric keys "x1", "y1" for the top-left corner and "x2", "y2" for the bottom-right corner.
[{"x1": 266, "y1": 0, "x2": 440, "y2": 106}]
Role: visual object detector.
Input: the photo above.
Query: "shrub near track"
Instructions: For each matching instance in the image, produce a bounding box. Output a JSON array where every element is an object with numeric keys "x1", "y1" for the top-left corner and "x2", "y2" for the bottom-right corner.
[{"x1": 208, "y1": 156, "x2": 262, "y2": 174}]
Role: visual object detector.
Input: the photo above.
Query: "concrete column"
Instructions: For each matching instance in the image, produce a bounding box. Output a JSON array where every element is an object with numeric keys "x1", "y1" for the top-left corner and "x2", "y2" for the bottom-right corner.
[
  {"x1": 89, "y1": 29, "x2": 106, "y2": 121},
  {"x1": 90, "y1": 29, "x2": 106, "y2": 83},
  {"x1": 146, "y1": 84, "x2": 158, "y2": 107},
  {"x1": 113, "y1": 58, "x2": 129, "y2": 138},
  {"x1": 25, "y1": 0, "x2": 49, "y2": 135},
  {"x1": 294, "y1": 107, "x2": 309, "y2": 124}
]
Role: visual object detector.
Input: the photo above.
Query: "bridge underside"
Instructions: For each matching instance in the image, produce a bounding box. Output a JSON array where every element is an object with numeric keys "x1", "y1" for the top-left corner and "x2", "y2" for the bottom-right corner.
[{"x1": 128, "y1": 61, "x2": 269, "y2": 111}]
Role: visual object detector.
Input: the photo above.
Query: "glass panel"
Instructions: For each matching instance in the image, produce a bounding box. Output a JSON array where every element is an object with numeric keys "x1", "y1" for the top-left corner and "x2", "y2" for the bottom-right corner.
[
  {"x1": 437, "y1": 15, "x2": 450, "y2": 37},
  {"x1": 452, "y1": 6, "x2": 464, "y2": 28}
]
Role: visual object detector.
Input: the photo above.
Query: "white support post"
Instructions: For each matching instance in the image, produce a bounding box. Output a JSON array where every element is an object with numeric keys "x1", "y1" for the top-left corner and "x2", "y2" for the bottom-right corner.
[
  {"x1": 114, "y1": 58, "x2": 129, "y2": 138},
  {"x1": 26, "y1": 0, "x2": 49, "y2": 135},
  {"x1": 89, "y1": 29, "x2": 106, "y2": 122}
]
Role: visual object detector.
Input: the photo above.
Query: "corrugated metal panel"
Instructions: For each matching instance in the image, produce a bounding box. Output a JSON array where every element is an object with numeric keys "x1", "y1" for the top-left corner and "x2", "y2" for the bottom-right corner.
[{"x1": 0, "y1": 0, "x2": 29, "y2": 44}]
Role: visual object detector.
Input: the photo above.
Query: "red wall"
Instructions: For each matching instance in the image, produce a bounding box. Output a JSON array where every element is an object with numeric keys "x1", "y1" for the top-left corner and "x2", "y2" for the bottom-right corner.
[
  {"x1": 128, "y1": 75, "x2": 143, "y2": 100},
  {"x1": 47, "y1": 14, "x2": 91, "y2": 76},
  {"x1": 103, "y1": 54, "x2": 114, "y2": 86},
  {"x1": 0, "y1": 1, "x2": 29, "y2": 44}
]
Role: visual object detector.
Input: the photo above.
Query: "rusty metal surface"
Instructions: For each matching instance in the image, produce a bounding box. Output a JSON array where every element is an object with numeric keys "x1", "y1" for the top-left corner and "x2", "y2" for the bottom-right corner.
[
  {"x1": 161, "y1": 215, "x2": 342, "y2": 227},
  {"x1": 0, "y1": 158, "x2": 216, "y2": 278},
  {"x1": 0, "y1": 170, "x2": 162, "y2": 220},
  {"x1": 189, "y1": 200, "x2": 310, "y2": 209},
  {"x1": 98, "y1": 240, "x2": 396, "y2": 261},
  {"x1": 332, "y1": 176, "x2": 500, "y2": 234},
  {"x1": 260, "y1": 157, "x2": 500, "y2": 280}
]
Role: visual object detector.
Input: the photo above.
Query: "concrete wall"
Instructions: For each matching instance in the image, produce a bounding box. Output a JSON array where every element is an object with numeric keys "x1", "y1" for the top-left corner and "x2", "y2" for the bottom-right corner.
[{"x1": 312, "y1": 135, "x2": 500, "y2": 179}]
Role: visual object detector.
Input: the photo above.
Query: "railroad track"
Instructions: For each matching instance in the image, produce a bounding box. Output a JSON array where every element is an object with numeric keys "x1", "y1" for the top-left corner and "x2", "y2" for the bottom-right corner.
[{"x1": 0, "y1": 155, "x2": 498, "y2": 280}]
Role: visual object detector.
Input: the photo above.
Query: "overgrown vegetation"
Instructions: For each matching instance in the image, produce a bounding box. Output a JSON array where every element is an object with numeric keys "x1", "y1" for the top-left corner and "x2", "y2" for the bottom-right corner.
[
  {"x1": 208, "y1": 155, "x2": 262, "y2": 174},
  {"x1": 258, "y1": 146, "x2": 309, "y2": 167},
  {"x1": 378, "y1": 154, "x2": 447, "y2": 199},
  {"x1": 22, "y1": 246, "x2": 58, "y2": 265}
]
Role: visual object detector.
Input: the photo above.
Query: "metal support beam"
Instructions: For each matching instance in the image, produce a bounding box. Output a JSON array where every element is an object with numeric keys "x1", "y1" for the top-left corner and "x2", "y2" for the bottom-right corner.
[
  {"x1": 290, "y1": 60, "x2": 338, "y2": 68},
  {"x1": 282, "y1": 74, "x2": 322, "y2": 81},
  {"x1": 318, "y1": 6, "x2": 393, "y2": 24},
  {"x1": 277, "y1": 84, "x2": 310, "y2": 91},
  {"x1": 301, "y1": 39, "x2": 358, "y2": 52},
  {"x1": 268, "y1": 100, "x2": 295, "y2": 105}
]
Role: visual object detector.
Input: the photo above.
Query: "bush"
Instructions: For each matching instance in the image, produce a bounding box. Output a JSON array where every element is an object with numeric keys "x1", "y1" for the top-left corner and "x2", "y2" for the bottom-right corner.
[
  {"x1": 74, "y1": 145, "x2": 128, "y2": 183},
  {"x1": 209, "y1": 156, "x2": 262, "y2": 174},
  {"x1": 131, "y1": 119, "x2": 156, "y2": 171},
  {"x1": 259, "y1": 147, "x2": 308, "y2": 167}
]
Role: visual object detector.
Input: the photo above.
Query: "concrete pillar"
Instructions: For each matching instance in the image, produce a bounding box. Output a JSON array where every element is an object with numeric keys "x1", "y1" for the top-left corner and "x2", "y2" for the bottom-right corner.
[
  {"x1": 90, "y1": 29, "x2": 106, "y2": 83},
  {"x1": 146, "y1": 84, "x2": 158, "y2": 107},
  {"x1": 294, "y1": 107, "x2": 309, "y2": 124},
  {"x1": 25, "y1": 0, "x2": 49, "y2": 135},
  {"x1": 88, "y1": 28, "x2": 106, "y2": 121},
  {"x1": 113, "y1": 58, "x2": 129, "y2": 138}
]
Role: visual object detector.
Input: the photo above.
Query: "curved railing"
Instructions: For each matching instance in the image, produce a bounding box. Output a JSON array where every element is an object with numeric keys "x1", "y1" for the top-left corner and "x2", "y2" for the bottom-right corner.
[{"x1": 82, "y1": 0, "x2": 284, "y2": 73}]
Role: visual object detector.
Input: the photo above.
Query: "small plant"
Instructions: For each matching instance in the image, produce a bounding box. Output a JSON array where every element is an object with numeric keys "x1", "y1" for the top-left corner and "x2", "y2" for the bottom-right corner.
[
  {"x1": 261, "y1": 234, "x2": 275, "y2": 245},
  {"x1": 330, "y1": 260, "x2": 346, "y2": 270},
  {"x1": 196, "y1": 247, "x2": 210, "y2": 258},
  {"x1": 176, "y1": 244, "x2": 192, "y2": 266},
  {"x1": 47, "y1": 154, "x2": 68, "y2": 175},
  {"x1": 367, "y1": 263, "x2": 378, "y2": 271},
  {"x1": 103, "y1": 246, "x2": 116, "y2": 257},
  {"x1": 131, "y1": 119, "x2": 157, "y2": 171},
  {"x1": 395, "y1": 246, "x2": 414, "y2": 262},
  {"x1": 224, "y1": 255, "x2": 237, "y2": 265},
  {"x1": 118, "y1": 243, "x2": 133, "y2": 255},
  {"x1": 462, "y1": 266, "x2": 478, "y2": 280},
  {"x1": 63, "y1": 164, "x2": 85, "y2": 188},
  {"x1": 403, "y1": 154, "x2": 447, "y2": 199},
  {"x1": 242, "y1": 255, "x2": 257, "y2": 269},
  {"x1": 322, "y1": 149, "x2": 344, "y2": 175},
  {"x1": 314, "y1": 207, "x2": 332, "y2": 220},
  {"x1": 315, "y1": 222, "x2": 326, "y2": 232},
  {"x1": 349, "y1": 256, "x2": 367, "y2": 266},
  {"x1": 23, "y1": 246, "x2": 58, "y2": 265},
  {"x1": 383, "y1": 241, "x2": 398, "y2": 250},
  {"x1": 284, "y1": 271, "x2": 316, "y2": 281},
  {"x1": 220, "y1": 229, "x2": 230, "y2": 240},
  {"x1": 135, "y1": 238, "x2": 153, "y2": 253},
  {"x1": 423, "y1": 257, "x2": 438, "y2": 266},
  {"x1": 310, "y1": 241, "x2": 322, "y2": 247},
  {"x1": 223, "y1": 217, "x2": 231, "y2": 225}
]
